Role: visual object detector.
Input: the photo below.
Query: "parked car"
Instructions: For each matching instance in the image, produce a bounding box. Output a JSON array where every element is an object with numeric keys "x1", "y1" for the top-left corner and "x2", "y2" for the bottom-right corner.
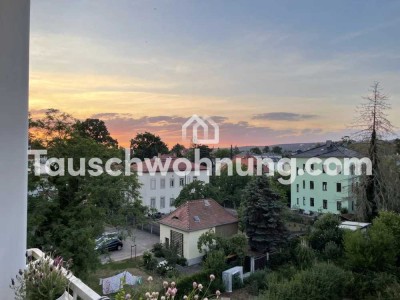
[
  {"x1": 95, "y1": 231, "x2": 123, "y2": 244},
  {"x1": 95, "y1": 238, "x2": 123, "y2": 252},
  {"x1": 148, "y1": 212, "x2": 164, "y2": 219}
]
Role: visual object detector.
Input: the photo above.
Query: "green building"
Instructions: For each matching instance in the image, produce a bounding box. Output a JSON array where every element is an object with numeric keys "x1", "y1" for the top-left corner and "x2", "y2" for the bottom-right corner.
[{"x1": 290, "y1": 141, "x2": 360, "y2": 214}]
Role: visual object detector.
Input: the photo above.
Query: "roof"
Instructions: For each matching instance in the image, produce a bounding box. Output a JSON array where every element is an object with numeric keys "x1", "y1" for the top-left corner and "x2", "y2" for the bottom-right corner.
[
  {"x1": 293, "y1": 141, "x2": 361, "y2": 158},
  {"x1": 131, "y1": 157, "x2": 208, "y2": 173},
  {"x1": 159, "y1": 199, "x2": 238, "y2": 232},
  {"x1": 339, "y1": 221, "x2": 371, "y2": 231}
]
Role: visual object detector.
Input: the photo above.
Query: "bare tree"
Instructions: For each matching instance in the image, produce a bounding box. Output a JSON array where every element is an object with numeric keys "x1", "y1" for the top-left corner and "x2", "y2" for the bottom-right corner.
[{"x1": 352, "y1": 82, "x2": 394, "y2": 221}]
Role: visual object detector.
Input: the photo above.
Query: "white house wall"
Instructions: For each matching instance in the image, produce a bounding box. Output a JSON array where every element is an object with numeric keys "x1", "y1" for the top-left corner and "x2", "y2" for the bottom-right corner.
[{"x1": 137, "y1": 171, "x2": 209, "y2": 214}]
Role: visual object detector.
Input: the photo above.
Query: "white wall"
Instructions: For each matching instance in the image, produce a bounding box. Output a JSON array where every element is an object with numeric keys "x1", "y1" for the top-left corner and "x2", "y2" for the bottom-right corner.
[
  {"x1": 160, "y1": 224, "x2": 212, "y2": 266},
  {"x1": 138, "y1": 170, "x2": 209, "y2": 214},
  {"x1": 0, "y1": 0, "x2": 30, "y2": 298}
]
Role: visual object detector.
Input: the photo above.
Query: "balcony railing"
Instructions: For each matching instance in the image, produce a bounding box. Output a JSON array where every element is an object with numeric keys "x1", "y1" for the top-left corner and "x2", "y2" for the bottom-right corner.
[{"x1": 27, "y1": 248, "x2": 107, "y2": 300}]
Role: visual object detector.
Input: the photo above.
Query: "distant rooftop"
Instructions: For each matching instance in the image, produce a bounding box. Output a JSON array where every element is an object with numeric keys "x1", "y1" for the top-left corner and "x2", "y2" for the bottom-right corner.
[
  {"x1": 292, "y1": 140, "x2": 361, "y2": 158},
  {"x1": 131, "y1": 156, "x2": 208, "y2": 173},
  {"x1": 159, "y1": 199, "x2": 238, "y2": 232}
]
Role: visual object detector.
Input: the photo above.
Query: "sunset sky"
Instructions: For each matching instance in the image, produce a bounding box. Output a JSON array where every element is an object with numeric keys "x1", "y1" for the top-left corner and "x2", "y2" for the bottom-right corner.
[{"x1": 30, "y1": 1, "x2": 400, "y2": 147}]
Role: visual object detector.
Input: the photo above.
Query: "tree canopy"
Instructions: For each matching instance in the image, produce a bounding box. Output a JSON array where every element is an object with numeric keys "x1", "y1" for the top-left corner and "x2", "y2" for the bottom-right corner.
[
  {"x1": 242, "y1": 176, "x2": 288, "y2": 253},
  {"x1": 130, "y1": 131, "x2": 169, "y2": 160},
  {"x1": 74, "y1": 118, "x2": 118, "y2": 148}
]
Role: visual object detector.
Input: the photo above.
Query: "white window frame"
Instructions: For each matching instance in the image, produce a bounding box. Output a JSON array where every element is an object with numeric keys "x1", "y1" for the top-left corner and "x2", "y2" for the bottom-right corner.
[
  {"x1": 160, "y1": 178, "x2": 166, "y2": 189},
  {"x1": 150, "y1": 178, "x2": 156, "y2": 190},
  {"x1": 160, "y1": 196, "x2": 165, "y2": 209}
]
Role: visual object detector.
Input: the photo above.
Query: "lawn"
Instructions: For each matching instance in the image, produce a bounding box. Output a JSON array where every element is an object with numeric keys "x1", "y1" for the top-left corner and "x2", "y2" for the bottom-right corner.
[{"x1": 86, "y1": 256, "x2": 165, "y2": 297}]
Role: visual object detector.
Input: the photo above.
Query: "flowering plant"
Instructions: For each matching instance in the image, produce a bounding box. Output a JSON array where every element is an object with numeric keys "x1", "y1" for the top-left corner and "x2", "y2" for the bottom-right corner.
[{"x1": 10, "y1": 252, "x2": 72, "y2": 300}]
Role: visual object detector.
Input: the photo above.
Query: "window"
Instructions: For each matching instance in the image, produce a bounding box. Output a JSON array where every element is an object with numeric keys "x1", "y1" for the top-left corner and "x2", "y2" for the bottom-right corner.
[
  {"x1": 150, "y1": 197, "x2": 156, "y2": 208},
  {"x1": 323, "y1": 200, "x2": 327, "y2": 209},
  {"x1": 303, "y1": 180, "x2": 305, "y2": 189},
  {"x1": 296, "y1": 198, "x2": 299, "y2": 205},
  {"x1": 170, "y1": 178, "x2": 174, "y2": 188},
  {"x1": 193, "y1": 176, "x2": 198, "y2": 181},
  {"x1": 160, "y1": 197, "x2": 165, "y2": 209},
  {"x1": 179, "y1": 177, "x2": 185, "y2": 187},
  {"x1": 150, "y1": 178, "x2": 156, "y2": 190},
  {"x1": 322, "y1": 182, "x2": 327, "y2": 191},
  {"x1": 303, "y1": 197, "x2": 305, "y2": 206},
  {"x1": 322, "y1": 165, "x2": 326, "y2": 174},
  {"x1": 310, "y1": 181, "x2": 314, "y2": 190},
  {"x1": 337, "y1": 201, "x2": 342, "y2": 211},
  {"x1": 296, "y1": 184, "x2": 299, "y2": 192},
  {"x1": 160, "y1": 178, "x2": 165, "y2": 189},
  {"x1": 303, "y1": 164, "x2": 305, "y2": 170},
  {"x1": 310, "y1": 198, "x2": 314, "y2": 207},
  {"x1": 311, "y1": 164, "x2": 314, "y2": 171},
  {"x1": 351, "y1": 201, "x2": 354, "y2": 211},
  {"x1": 170, "y1": 197, "x2": 175, "y2": 207},
  {"x1": 296, "y1": 167, "x2": 299, "y2": 175},
  {"x1": 336, "y1": 182, "x2": 342, "y2": 192},
  {"x1": 165, "y1": 237, "x2": 170, "y2": 248}
]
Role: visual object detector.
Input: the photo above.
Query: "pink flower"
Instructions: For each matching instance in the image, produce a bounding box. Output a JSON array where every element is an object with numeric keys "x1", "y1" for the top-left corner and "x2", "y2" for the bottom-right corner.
[{"x1": 167, "y1": 287, "x2": 177, "y2": 296}]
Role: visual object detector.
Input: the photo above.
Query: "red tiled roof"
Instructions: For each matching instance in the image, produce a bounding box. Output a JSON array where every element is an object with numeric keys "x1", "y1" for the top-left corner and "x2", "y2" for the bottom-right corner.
[
  {"x1": 159, "y1": 199, "x2": 238, "y2": 232},
  {"x1": 131, "y1": 157, "x2": 208, "y2": 173}
]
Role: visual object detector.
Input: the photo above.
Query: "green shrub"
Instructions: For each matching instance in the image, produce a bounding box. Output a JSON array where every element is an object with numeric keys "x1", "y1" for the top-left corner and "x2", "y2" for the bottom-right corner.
[
  {"x1": 260, "y1": 263, "x2": 353, "y2": 300},
  {"x1": 143, "y1": 251, "x2": 158, "y2": 271},
  {"x1": 348, "y1": 271, "x2": 400, "y2": 300},
  {"x1": 203, "y1": 249, "x2": 228, "y2": 276},
  {"x1": 152, "y1": 243, "x2": 164, "y2": 257},
  {"x1": 177, "y1": 256, "x2": 187, "y2": 267},
  {"x1": 294, "y1": 243, "x2": 316, "y2": 269},
  {"x1": 322, "y1": 241, "x2": 342, "y2": 261},
  {"x1": 244, "y1": 269, "x2": 268, "y2": 295},
  {"x1": 175, "y1": 271, "x2": 225, "y2": 299},
  {"x1": 308, "y1": 214, "x2": 343, "y2": 252}
]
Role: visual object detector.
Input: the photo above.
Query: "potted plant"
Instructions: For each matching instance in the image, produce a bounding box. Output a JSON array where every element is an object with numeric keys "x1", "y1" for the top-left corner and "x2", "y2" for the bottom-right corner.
[{"x1": 10, "y1": 252, "x2": 72, "y2": 300}]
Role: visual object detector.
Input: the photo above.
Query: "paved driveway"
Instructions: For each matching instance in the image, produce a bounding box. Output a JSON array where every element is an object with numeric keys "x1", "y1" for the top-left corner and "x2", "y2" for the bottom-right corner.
[{"x1": 100, "y1": 229, "x2": 159, "y2": 263}]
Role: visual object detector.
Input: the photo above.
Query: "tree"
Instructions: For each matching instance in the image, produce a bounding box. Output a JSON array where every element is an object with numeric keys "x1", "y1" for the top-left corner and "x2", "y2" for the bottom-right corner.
[
  {"x1": 395, "y1": 139, "x2": 400, "y2": 155},
  {"x1": 214, "y1": 148, "x2": 231, "y2": 159},
  {"x1": 344, "y1": 212, "x2": 400, "y2": 272},
  {"x1": 263, "y1": 146, "x2": 270, "y2": 153},
  {"x1": 130, "y1": 132, "x2": 169, "y2": 160},
  {"x1": 74, "y1": 118, "x2": 118, "y2": 148},
  {"x1": 233, "y1": 146, "x2": 241, "y2": 155},
  {"x1": 170, "y1": 143, "x2": 185, "y2": 157},
  {"x1": 353, "y1": 82, "x2": 394, "y2": 221},
  {"x1": 185, "y1": 144, "x2": 213, "y2": 162},
  {"x1": 174, "y1": 181, "x2": 219, "y2": 208},
  {"x1": 30, "y1": 108, "x2": 75, "y2": 146},
  {"x1": 272, "y1": 146, "x2": 283, "y2": 154},
  {"x1": 28, "y1": 111, "x2": 145, "y2": 278},
  {"x1": 250, "y1": 147, "x2": 262, "y2": 155},
  {"x1": 211, "y1": 164, "x2": 252, "y2": 208},
  {"x1": 242, "y1": 176, "x2": 288, "y2": 253},
  {"x1": 307, "y1": 214, "x2": 343, "y2": 253}
]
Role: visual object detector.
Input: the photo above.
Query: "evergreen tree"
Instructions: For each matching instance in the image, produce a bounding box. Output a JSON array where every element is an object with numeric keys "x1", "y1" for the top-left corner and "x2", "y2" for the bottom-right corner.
[{"x1": 242, "y1": 176, "x2": 288, "y2": 253}]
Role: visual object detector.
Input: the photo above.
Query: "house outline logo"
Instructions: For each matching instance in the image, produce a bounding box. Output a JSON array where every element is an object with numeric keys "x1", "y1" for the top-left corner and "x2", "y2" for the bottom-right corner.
[{"x1": 182, "y1": 114, "x2": 219, "y2": 144}]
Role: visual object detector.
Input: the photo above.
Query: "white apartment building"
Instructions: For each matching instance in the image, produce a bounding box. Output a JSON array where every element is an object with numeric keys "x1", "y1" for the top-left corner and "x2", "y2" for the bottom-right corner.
[{"x1": 132, "y1": 157, "x2": 210, "y2": 214}]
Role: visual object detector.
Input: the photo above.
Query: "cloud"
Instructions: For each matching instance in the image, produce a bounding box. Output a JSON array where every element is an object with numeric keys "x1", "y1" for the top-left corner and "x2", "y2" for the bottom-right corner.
[
  {"x1": 252, "y1": 112, "x2": 318, "y2": 121},
  {"x1": 85, "y1": 113, "x2": 334, "y2": 147}
]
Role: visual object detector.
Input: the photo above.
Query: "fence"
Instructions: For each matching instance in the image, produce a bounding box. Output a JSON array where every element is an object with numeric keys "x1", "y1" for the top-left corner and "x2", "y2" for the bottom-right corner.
[{"x1": 140, "y1": 221, "x2": 160, "y2": 236}]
